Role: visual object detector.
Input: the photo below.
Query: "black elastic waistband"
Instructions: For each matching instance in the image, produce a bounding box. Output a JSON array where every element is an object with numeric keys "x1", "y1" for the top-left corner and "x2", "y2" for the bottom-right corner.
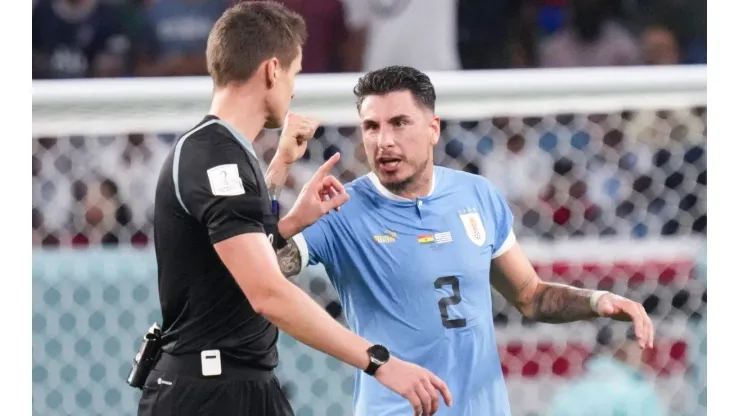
[{"x1": 155, "y1": 351, "x2": 275, "y2": 381}]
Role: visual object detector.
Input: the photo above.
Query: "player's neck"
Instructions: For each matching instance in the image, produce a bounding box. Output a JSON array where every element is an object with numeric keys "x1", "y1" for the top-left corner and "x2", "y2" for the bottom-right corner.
[
  {"x1": 391, "y1": 167, "x2": 435, "y2": 200},
  {"x1": 209, "y1": 87, "x2": 267, "y2": 143}
]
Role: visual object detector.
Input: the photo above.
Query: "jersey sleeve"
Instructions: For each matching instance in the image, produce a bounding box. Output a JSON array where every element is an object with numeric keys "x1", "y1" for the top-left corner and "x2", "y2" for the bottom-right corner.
[
  {"x1": 486, "y1": 181, "x2": 516, "y2": 258},
  {"x1": 292, "y1": 214, "x2": 334, "y2": 272},
  {"x1": 177, "y1": 133, "x2": 266, "y2": 244}
]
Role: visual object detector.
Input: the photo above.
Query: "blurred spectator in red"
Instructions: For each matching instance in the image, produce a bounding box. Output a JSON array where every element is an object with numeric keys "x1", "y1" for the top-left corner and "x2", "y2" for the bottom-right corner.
[
  {"x1": 275, "y1": 0, "x2": 354, "y2": 73},
  {"x1": 32, "y1": 0, "x2": 131, "y2": 79},
  {"x1": 342, "y1": 0, "x2": 460, "y2": 72},
  {"x1": 133, "y1": 0, "x2": 228, "y2": 77},
  {"x1": 640, "y1": 25, "x2": 680, "y2": 66},
  {"x1": 539, "y1": 0, "x2": 639, "y2": 67}
]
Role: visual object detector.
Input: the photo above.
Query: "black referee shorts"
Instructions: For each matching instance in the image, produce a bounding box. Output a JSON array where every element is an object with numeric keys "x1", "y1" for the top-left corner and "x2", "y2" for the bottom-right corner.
[{"x1": 137, "y1": 352, "x2": 294, "y2": 416}]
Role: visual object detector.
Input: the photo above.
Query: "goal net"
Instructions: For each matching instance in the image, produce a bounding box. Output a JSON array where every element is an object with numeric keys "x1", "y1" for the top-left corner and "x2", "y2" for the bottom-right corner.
[{"x1": 32, "y1": 66, "x2": 706, "y2": 416}]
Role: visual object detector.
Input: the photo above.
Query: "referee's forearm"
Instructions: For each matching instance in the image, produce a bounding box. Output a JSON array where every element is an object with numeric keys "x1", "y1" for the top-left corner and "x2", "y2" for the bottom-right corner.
[
  {"x1": 255, "y1": 279, "x2": 372, "y2": 370},
  {"x1": 264, "y1": 157, "x2": 291, "y2": 198}
]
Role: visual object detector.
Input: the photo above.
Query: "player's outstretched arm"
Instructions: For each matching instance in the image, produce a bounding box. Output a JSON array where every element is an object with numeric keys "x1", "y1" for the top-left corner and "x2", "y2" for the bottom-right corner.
[{"x1": 490, "y1": 242, "x2": 654, "y2": 349}]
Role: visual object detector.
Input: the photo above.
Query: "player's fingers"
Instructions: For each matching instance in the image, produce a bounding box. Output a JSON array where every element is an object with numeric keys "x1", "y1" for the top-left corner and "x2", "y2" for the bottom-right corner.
[
  {"x1": 636, "y1": 305, "x2": 652, "y2": 349},
  {"x1": 312, "y1": 153, "x2": 341, "y2": 180},
  {"x1": 414, "y1": 383, "x2": 434, "y2": 416},
  {"x1": 320, "y1": 192, "x2": 350, "y2": 213},
  {"x1": 422, "y1": 378, "x2": 440, "y2": 414},
  {"x1": 639, "y1": 304, "x2": 655, "y2": 348},
  {"x1": 322, "y1": 176, "x2": 346, "y2": 212},
  {"x1": 328, "y1": 186, "x2": 341, "y2": 211},
  {"x1": 428, "y1": 374, "x2": 453, "y2": 407},
  {"x1": 322, "y1": 175, "x2": 346, "y2": 195},
  {"x1": 625, "y1": 304, "x2": 648, "y2": 348},
  {"x1": 319, "y1": 184, "x2": 342, "y2": 212}
]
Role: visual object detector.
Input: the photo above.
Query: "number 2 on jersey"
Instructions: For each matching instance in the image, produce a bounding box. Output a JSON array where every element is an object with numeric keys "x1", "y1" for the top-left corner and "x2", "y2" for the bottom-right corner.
[{"x1": 434, "y1": 276, "x2": 467, "y2": 328}]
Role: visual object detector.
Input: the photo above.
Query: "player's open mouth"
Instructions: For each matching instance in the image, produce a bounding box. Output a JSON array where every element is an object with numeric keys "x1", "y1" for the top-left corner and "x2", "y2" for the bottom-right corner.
[{"x1": 378, "y1": 157, "x2": 401, "y2": 171}]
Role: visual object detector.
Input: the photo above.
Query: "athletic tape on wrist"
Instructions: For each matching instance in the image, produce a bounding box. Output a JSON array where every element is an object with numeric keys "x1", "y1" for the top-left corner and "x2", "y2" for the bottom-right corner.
[{"x1": 589, "y1": 291, "x2": 609, "y2": 314}]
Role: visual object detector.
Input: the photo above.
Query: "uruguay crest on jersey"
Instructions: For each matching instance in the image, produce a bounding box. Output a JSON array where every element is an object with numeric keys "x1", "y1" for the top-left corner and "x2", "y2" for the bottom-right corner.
[{"x1": 459, "y1": 208, "x2": 486, "y2": 247}]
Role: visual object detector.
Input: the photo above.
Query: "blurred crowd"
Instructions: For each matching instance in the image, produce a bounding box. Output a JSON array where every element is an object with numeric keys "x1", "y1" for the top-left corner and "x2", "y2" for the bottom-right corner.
[
  {"x1": 31, "y1": 0, "x2": 707, "y2": 248},
  {"x1": 32, "y1": 110, "x2": 707, "y2": 247},
  {"x1": 32, "y1": 0, "x2": 707, "y2": 80}
]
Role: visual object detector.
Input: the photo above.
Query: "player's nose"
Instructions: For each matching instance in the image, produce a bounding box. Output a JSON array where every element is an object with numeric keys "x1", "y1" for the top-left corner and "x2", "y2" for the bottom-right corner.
[{"x1": 376, "y1": 130, "x2": 395, "y2": 149}]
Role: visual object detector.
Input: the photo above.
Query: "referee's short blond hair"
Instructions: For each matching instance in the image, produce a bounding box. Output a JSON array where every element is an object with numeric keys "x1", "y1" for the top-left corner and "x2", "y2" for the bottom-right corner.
[{"x1": 207, "y1": 1, "x2": 307, "y2": 88}]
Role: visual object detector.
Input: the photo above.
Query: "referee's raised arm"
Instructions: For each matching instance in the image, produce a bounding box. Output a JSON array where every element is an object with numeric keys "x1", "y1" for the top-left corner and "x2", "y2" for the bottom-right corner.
[{"x1": 137, "y1": 3, "x2": 451, "y2": 416}]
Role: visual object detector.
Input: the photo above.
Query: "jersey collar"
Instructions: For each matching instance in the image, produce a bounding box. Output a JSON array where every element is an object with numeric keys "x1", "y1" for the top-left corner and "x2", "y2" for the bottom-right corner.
[
  {"x1": 209, "y1": 117, "x2": 257, "y2": 159},
  {"x1": 367, "y1": 171, "x2": 436, "y2": 201}
]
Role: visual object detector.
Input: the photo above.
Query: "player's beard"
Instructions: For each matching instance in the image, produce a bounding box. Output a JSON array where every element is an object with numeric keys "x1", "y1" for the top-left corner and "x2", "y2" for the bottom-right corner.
[{"x1": 377, "y1": 156, "x2": 430, "y2": 195}]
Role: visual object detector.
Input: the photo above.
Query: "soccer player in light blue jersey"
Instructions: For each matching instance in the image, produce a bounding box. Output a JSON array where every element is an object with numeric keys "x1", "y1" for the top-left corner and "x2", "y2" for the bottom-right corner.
[{"x1": 276, "y1": 66, "x2": 655, "y2": 416}]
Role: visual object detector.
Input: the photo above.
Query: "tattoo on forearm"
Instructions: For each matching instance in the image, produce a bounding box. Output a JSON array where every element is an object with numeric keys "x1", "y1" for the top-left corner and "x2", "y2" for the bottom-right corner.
[
  {"x1": 531, "y1": 283, "x2": 597, "y2": 323},
  {"x1": 264, "y1": 162, "x2": 288, "y2": 199},
  {"x1": 277, "y1": 238, "x2": 302, "y2": 280}
]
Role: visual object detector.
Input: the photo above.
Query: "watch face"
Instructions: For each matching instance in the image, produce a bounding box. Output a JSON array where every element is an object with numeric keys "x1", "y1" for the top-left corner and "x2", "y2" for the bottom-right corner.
[{"x1": 370, "y1": 345, "x2": 390, "y2": 362}]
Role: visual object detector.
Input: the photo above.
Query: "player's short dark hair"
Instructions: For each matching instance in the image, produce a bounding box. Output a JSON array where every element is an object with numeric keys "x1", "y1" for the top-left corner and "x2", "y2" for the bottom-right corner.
[
  {"x1": 207, "y1": 1, "x2": 307, "y2": 88},
  {"x1": 353, "y1": 66, "x2": 436, "y2": 113}
]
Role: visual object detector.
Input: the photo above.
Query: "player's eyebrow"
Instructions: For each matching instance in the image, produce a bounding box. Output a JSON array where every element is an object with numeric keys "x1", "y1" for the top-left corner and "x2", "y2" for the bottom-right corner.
[{"x1": 388, "y1": 114, "x2": 412, "y2": 124}]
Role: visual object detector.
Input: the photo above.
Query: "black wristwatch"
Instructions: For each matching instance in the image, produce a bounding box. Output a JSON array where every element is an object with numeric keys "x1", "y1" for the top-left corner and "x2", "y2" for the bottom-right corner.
[{"x1": 364, "y1": 344, "x2": 390, "y2": 376}]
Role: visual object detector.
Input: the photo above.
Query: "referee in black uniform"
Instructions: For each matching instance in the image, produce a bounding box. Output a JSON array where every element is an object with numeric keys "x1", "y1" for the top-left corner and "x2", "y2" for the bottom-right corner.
[{"x1": 137, "y1": 2, "x2": 452, "y2": 415}]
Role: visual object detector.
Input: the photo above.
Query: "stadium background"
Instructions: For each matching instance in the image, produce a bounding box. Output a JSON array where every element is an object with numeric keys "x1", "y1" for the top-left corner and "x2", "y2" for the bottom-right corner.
[{"x1": 32, "y1": 1, "x2": 707, "y2": 415}]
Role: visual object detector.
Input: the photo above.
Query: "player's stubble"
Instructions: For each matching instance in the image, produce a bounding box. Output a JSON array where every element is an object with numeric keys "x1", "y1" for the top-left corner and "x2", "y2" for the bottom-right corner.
[{"x1": 376, "y1": 153, "x2": 431, "y2": 195}]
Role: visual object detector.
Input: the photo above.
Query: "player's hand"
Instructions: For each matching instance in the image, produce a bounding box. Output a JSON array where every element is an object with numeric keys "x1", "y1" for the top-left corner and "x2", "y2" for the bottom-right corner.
[
  {"x1": 594, "y1": 292, "x2": 655, "y2": 349},
  {"x1": 275, "y1": 113, "x2": 320, "y2": 165},
  {"x1": 374, "y1": 357, "x2": 453, "y2": 416},
  {"x1": 284, "y1": 153, "x2": 349, "y2": 233}
]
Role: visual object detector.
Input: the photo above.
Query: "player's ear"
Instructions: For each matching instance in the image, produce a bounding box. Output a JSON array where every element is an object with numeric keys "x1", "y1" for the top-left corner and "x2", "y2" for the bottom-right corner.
[
  {"x1": 264, "y1": 57, "x2": 280, "y2": 89},
  {"x1": 430, "y1": 115, "x2": 441, "y2": 145}
]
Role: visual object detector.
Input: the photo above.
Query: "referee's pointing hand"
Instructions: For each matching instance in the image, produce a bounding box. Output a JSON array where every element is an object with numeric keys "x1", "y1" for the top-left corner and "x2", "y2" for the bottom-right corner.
[{"x1": 285, "y1": 153, "x2": 349, "y2": 231}]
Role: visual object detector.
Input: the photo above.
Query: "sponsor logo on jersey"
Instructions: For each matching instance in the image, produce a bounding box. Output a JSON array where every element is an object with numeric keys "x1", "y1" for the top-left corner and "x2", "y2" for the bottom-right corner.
[{"x1": 373, "y1": 230, "x2": 397, "y2": 244}]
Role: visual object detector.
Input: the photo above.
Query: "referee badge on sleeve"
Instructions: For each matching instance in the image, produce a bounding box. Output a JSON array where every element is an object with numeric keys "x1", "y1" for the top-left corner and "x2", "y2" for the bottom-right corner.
[{"x1": 207, "y1": 164, "x2": 245, "y2": 196}]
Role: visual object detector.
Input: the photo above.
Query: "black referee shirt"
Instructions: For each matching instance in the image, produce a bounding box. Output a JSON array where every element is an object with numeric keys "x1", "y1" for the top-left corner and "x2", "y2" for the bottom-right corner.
[{"x1": 153, "y1": 115, "x2": 280, "y2": 370}]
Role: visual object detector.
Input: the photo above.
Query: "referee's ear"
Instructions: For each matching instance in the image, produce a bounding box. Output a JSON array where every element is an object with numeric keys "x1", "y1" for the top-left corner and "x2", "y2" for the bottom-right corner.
[{"x1": 264, "y1": 57, "x2": 280, "y2": 89}]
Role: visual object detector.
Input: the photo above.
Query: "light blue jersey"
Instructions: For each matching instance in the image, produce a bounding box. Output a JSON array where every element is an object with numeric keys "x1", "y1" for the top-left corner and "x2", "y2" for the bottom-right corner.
[{"x1": 295, "y1": 166, "x2": 515, "y2": 416}]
